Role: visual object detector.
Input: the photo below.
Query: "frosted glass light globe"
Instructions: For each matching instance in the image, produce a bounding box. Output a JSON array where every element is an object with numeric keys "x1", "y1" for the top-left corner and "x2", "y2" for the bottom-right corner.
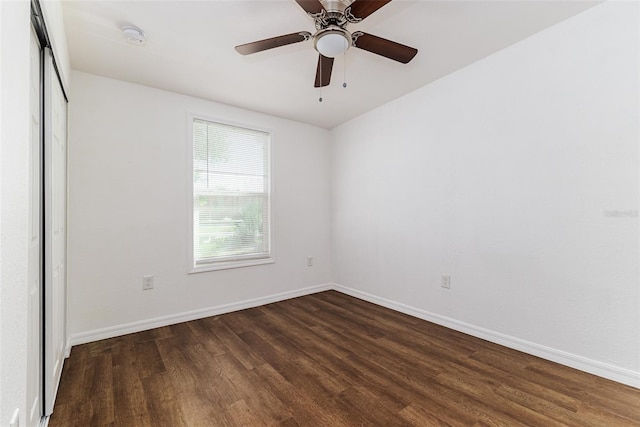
[{"x1": 315, "y1": 31, "x2": 349, "y2": 58}]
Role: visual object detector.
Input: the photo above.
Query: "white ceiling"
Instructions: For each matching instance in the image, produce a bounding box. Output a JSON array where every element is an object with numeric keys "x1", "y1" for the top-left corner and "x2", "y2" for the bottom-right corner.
[{"x1": 62, "y1": 0, "x2": 599, "y2": 129}]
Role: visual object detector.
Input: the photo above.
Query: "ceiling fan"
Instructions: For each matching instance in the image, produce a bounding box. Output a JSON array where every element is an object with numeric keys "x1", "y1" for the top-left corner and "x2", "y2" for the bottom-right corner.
[{"x1": 234, "y1": 0, "x2": 418, "y2": 88}]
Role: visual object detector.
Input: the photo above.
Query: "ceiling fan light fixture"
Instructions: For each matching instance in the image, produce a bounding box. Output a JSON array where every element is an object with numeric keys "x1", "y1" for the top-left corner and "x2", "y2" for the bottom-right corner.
[{"x1": 314, "y1": 28, "x2": 350, "y2": 58}]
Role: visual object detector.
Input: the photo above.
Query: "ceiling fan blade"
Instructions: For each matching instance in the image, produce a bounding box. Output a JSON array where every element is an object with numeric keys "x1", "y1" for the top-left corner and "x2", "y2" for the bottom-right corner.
[
  {"x1": 314, "y1": 54, "x2": 334, "y2": 87},
  {"x1": 235, "y1": 32, "x2": 311, "y2": 55},
  {"x1": 346, "y1": 0, "x2": 392, "y2": 21},
  {"x1": 295, "y1": 0, "x2": 325, "y2": 15},
  {"x1": 352, "y1": 32, "x2": 418, "y2": 64}
]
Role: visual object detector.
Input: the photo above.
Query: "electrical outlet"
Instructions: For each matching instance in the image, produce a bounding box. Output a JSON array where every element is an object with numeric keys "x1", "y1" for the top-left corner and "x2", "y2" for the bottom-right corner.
[
  {"x1": 143, "y1": 275, "x2": 154, "y2": 290},
  {"x1": 307, "y1": 256, "x2": 313, "y2": 267},
  {"x1": 441, "y1": 274, "x2": 451, "y2": 289}
]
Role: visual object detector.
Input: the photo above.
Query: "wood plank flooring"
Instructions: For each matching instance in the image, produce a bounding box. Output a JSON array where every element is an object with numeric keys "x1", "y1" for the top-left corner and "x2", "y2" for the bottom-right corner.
[{"x1": 49, "y1": 291, "x2": 640, "y2": 426}]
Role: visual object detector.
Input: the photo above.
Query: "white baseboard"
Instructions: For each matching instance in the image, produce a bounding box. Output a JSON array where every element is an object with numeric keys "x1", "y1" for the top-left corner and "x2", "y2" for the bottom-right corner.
[
  {"x1": 333, "y1": 283, "x2": 640, "y2": 389},
  {"x1": 68, "y1": 283, "x2": 333, "y2": 347},
  {"x1": 64, "y1": 337, "x2": 71, "y2": 358},
  {"x1": 67, "y1": 282, "x2": 639, "y2": 389}
]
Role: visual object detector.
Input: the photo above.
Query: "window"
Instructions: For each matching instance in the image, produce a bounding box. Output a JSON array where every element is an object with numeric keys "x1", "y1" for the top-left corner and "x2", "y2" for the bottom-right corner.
[{"x1": 190, "y1": 117, "x2": 272, "y2": 271}]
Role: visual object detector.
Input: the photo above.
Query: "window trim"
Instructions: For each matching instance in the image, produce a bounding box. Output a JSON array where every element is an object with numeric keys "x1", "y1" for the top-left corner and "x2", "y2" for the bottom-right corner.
[{"x1": 187, "y1": 113, "x2": 275, "y2": 273}]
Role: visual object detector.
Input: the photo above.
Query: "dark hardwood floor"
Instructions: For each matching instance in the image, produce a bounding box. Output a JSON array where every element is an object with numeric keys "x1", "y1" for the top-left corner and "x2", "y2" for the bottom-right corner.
[{"x1": 49, "y1": 291, "x2": 640, "y2": 426}]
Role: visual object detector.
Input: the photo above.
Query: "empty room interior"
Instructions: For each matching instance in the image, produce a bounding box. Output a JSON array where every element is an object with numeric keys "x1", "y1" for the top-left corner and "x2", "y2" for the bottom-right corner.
[{"x1": 1, "y1": 0, "x2": 639, "y2": 426}]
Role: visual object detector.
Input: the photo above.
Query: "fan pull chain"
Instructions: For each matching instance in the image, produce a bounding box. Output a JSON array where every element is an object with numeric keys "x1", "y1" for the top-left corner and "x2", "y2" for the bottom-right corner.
[
  {"x1": 319, "y1": 58, "x2": 323, "y2": 102},
  {"x1": 343, "y1": 51, "x2": 347, "y2": 88}
]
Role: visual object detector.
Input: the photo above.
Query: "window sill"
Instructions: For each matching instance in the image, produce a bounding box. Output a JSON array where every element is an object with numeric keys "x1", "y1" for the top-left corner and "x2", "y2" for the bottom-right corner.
[{"x1": 189, "y1": 257, "x2": 275, "y2": 273}]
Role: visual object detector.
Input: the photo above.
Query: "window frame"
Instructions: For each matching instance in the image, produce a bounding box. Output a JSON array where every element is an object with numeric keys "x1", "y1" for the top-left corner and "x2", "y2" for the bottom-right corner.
[{"x1": 187, "y1": 113, "x2": 275, "y2": 273}]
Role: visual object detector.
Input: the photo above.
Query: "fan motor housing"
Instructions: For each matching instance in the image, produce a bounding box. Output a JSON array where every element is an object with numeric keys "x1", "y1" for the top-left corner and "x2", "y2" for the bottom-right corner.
[{"x1": 320, "y1": 0, "x2": 353, "y2": 13}]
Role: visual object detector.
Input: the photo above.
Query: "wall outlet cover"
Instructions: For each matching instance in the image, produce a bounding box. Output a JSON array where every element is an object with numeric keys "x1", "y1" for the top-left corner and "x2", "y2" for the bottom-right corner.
[
  {"x1": 143, "y1": 275, "x2": 154, "y2": 290},
  {"x1": 441, "y1": 275, "x2": 451, "y2": 289}
]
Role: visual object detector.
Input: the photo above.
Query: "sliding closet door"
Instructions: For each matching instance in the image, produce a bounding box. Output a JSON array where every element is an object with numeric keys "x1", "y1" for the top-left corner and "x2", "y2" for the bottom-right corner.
[
  {"x1": 27, "y1": 24, "x2": 44, "y2": 426},
  {"x1": 43, "y1": 46, "x2": 67, "y2": 416}
]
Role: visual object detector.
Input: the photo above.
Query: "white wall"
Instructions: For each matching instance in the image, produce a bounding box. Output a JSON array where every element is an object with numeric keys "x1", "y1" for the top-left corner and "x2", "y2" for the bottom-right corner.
[
  {"x1": 0, "y1": 2, "x2": 31, "y2": 425},
  {"x1": 67, "y1": 71, "x2": 332, "y2": 341},
  {"x1": 331, "y1": 1, "x2": 639, "y2": 386}
]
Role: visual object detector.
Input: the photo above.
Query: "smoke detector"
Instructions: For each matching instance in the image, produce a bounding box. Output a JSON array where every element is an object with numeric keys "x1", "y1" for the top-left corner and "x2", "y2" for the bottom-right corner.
[{"x1": 122, "y1": 26, "x2": 146, "y2": 46}]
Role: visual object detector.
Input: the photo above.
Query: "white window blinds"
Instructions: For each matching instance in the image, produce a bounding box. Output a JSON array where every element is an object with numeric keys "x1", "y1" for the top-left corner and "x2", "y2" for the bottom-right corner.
[{"x1": 192, "y1": 118, "x2": 271, "y2": 269}]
